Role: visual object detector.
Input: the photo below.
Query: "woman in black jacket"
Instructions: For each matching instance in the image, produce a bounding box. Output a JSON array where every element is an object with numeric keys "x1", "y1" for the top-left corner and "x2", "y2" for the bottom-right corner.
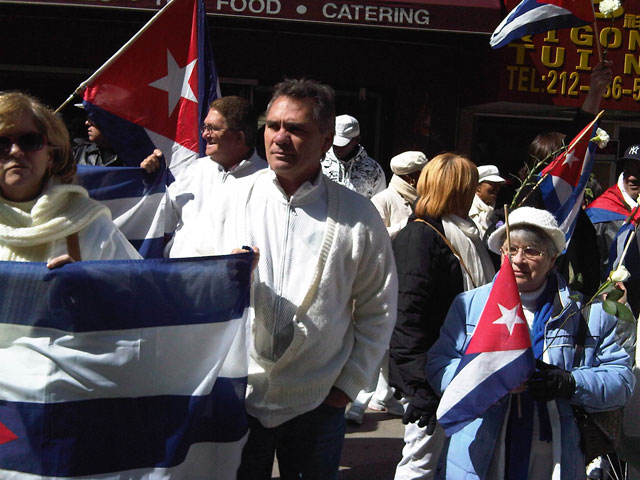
[{"x1": 390, "y1": 152, "x2": 495, "y2": 479}]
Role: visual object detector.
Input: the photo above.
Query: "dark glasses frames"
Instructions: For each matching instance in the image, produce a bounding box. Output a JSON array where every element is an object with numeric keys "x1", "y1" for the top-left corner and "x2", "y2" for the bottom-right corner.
[{"x1": 0, "y1": 132, "x2": 46, "y2": 155}]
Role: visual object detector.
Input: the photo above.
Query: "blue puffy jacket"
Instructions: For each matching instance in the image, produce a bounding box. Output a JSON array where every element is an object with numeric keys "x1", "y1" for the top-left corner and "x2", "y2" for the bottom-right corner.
[{"x1": 427, "y1": 271, "x2": 635, "y2": 480}]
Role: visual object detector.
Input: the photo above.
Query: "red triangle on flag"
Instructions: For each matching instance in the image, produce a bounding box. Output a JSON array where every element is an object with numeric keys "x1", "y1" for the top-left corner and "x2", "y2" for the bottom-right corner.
[
  {"x1": 541, "y1": 118, "x2": 595, "y2": 188},
  {"x1": 0, "y1": 422, "x2": 17, "y2": 445},
  {"x1": 465, "y1": 258, "x2": 531, "y2": 354}
]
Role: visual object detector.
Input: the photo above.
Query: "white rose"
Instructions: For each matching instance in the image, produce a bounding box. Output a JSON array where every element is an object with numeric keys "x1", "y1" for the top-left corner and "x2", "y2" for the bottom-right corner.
[
  {"x1": 599, "y1": 0, "x2": 621, "y2": 16},
  {"x1": 609, "y1": 265, "x2": 631, "y2": 283},
  {"x1": 591, "y1": 128, "x2": 610, "y2": 149}
]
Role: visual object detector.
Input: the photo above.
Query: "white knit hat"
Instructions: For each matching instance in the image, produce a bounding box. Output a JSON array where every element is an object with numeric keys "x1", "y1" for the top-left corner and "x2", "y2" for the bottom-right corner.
[
  {"x1": 390, "y1": 151, "x2": 428, "y2": 175},
  {"x1": 487, "y1": 207, "x2": 565, "y2": 255}
]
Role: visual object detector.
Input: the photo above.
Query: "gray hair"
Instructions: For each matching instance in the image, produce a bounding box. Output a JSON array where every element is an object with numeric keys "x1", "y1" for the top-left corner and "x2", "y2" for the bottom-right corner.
[
  {"x1": 507, "y1": 226, "x2": 559, "y2": 258},
  {"x1": 267, "y1": 78, "x2": 335, "y2": 135}
]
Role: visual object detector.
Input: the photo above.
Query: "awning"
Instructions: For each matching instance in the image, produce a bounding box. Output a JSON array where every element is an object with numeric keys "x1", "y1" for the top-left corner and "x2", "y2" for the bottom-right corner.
[{"x1": 6, "y1": 0, "x2": 504, "y2": 34}]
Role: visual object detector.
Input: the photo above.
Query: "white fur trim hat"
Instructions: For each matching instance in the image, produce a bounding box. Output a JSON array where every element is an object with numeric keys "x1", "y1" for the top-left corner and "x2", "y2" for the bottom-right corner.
[
  {"x1": 390, "y1": 151, "x2": 428, "y2": 175},
  {"x1": 487, "y1": 207, "x2": 566, "y2": 255},
  {"x1": 478, "y1": 165, "x2": 506, "y2": 184},
  {"x1": 333, "y1": 115, "x2": 360, "y2": 147}
]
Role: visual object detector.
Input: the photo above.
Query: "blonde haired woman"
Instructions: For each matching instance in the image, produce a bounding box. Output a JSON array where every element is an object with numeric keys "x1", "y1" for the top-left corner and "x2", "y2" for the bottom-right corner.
[
  {"x1": 390, "y1": 153, "x2": 495, "y2": 479},
  {"x1": 0, "y1": 91, "x2": 140, "y2": 264}
]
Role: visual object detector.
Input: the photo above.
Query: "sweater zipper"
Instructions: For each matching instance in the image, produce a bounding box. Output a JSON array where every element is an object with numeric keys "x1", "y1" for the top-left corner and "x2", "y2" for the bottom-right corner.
[{"x1": 272, "y1": 201, "x2": 295, "y2": 360}]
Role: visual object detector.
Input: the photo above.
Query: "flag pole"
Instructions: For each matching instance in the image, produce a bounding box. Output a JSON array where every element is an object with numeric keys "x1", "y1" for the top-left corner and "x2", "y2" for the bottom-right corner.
[
  {"x1": 504, "y1": 204, "x2": 511, "y2": 261},
  {"x1": 54, "y1": 0, "x2": 178, "y2": 114},
  {"x1": 590, "y1": 1, "x2": 604, "y2": 63}
]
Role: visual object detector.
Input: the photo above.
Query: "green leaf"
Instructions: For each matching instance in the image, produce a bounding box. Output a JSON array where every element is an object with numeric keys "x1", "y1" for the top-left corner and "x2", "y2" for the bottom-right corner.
[
  {"x1": 606, "y1": 287, "x2": 624, "y2": 302},
  {"x1": 615, "y1": 303, "x2": 637, "y2": 325},
  {"x1": 569, "y1": 293, "x2": 582, "y2": 302},
  {"x1": 603, "y1": 299, "x2": 618, "y2": 316}
]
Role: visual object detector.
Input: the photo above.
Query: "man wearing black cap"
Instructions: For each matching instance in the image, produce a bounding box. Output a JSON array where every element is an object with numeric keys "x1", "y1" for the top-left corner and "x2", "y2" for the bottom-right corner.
[{"x1": 586, "y1": 144, "x2": 640, "y2": 318}]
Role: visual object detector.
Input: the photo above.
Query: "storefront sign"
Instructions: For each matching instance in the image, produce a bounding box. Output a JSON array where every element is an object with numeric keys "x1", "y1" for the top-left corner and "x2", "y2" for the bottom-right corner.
[
  {"x1": 497, "y1": 1, "x2": 640, "y2": 111},
  {"x1": 5, "y1": 0, "x2": 502, "y2": 33}
]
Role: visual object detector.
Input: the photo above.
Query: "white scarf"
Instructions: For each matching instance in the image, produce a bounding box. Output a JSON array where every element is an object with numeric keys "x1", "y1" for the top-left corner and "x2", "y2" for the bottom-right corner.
[
  {"x1": 618, "y1": 173, "x2": 639, "y2": 209},
  {"x1": 0, "y1": 181, "x2": 110, "y2": 261},
  {"x1": 469, "y1": 194, "x2": 496, "y2": 238},
  {"x1": 389, "y1": 174, "x2": 418, "y2": 205},
  {"x1": 441, "y1": 214, "x2": 495, "y2": 290}
]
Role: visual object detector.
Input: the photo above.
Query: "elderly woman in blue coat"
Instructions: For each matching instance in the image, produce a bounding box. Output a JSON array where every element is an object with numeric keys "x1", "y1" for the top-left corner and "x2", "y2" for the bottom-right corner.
[{"x1": 427, "y1": 207, "x2": 635, "y2": 479}]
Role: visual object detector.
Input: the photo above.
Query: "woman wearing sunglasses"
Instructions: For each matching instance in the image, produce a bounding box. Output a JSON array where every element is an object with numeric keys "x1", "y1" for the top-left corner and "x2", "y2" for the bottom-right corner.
[
  {"x1": 0, "y1": 91, "x2": 140, "y2": 265},
  {"x1": 427, "y1": 207, "x2": 634, "y2": 479}
]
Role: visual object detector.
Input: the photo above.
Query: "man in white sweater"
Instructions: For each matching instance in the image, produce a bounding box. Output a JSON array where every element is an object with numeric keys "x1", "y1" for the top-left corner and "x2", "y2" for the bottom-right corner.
[{"x1": 171, "y1": 79, "x2": 397, "y2": 479}]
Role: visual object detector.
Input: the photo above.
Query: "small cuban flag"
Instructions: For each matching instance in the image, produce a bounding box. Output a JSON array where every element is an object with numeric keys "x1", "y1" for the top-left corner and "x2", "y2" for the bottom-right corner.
[
  {"x1": 539, "y1": 115, "x2": 600, "y2": 250},
  {"x1": 436, "y1": 258, "x2": 535, "y2": 436}
]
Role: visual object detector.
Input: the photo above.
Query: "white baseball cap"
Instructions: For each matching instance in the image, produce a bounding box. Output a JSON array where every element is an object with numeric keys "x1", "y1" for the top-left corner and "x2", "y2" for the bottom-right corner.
[{"x1": 333, "y1": 115, "x2": 360, "y2": 147}]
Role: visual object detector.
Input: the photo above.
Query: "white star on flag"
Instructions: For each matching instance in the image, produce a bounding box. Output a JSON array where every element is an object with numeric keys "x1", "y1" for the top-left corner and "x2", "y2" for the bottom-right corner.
[
  {"x1": 492, "y1": 303, "x2": 526, "y2": 335},
  {"x1": 562, "y1": 152, "x2": 578, "y2": 167},
  {"x1": 149, "y1": 50, "x2": 198, "y2": 116}
]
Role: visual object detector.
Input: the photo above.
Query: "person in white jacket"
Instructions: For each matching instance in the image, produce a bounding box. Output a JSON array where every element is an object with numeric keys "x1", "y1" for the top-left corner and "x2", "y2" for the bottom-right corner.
[
  {"x1": 371, "y1": 151, "x2": 428, "y2": 240},
  {"x1": 468, "y1": 164, "x2": 505, "y2": 239},
  {"x1": 171, "y1": 79, "x2": 397, "y2": 480}
]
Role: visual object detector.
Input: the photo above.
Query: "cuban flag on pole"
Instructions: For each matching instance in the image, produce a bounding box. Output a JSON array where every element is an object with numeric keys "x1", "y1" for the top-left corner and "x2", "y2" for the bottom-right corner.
[
  {"x1": 490, "y1": 0, "x2": 594, "y2": 49},
  {"x1": 538, "y1": 115, "x2": 600, "y2": 250},
  {"x1": 0, "y1": 253, "x2": 252, "y2": 479},
  {"x1": 436, "y1": 258, "x2": 534, "y2": 436},
  {"x1": 81, "y1": 0, "x2": 218, "y2": 178}
]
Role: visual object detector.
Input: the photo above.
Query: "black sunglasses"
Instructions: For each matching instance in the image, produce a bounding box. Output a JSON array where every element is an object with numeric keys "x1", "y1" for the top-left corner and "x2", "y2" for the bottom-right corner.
[{"x1": 0, "y1": 132, "x2": 46, "y2": 155}]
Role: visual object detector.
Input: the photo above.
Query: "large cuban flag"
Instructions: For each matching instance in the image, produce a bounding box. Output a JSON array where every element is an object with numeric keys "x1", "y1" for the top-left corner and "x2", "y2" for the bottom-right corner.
[
  {"x1": 0, "y1": 253, "x2": 252, "y2": 479},
  {"x1": 538, "y1": 116, "x2": 600, "y2": 250},
  {"x1": 436, "y1": 258, "x2": 534, "y2": 436},
  {"x1": 490, "y1": 0, "x2": 594, "y2": 49},
  {"x1": 81, "y1": 0, "x2": 218, "y2": 178}
]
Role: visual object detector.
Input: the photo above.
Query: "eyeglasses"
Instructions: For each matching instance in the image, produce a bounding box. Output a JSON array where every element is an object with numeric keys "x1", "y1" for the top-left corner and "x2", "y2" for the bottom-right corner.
[
  {"x1": 500, "y1": 245, "x2": 545, "y2": 260},
  {"x1": 0, "y1": 132, "x2": 46, "y2": 155},
  {"x1": 201, "y1": 123, "x2": 238, "y2": 134}
]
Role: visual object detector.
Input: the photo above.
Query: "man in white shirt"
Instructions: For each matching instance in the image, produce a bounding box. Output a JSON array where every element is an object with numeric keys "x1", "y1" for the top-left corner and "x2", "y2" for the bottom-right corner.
[
  {"x1": 171, "y1": 79, "x2": 397, "y2": 479},
  {"x1": 156, "y1": 96, "x2": 266, "y2": 256}
]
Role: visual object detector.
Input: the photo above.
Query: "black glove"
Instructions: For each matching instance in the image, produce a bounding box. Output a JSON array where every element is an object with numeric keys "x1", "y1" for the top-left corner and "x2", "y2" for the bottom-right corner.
[
  {"x1": 403, "y1": 388, "x2": 439, "y2": 435},
  {"x1": 526, "y1": 359, "x2": 576, "y2": 402}
]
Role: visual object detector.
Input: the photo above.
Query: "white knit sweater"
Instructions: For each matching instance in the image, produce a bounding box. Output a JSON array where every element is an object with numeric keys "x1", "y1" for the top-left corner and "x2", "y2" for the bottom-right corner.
[
  {"x1": 0, "y1": 181, "x2": 141, "y2": 262},
  {"x1": 172, "y1": 169, "x2": 398, "y2": 427}
]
